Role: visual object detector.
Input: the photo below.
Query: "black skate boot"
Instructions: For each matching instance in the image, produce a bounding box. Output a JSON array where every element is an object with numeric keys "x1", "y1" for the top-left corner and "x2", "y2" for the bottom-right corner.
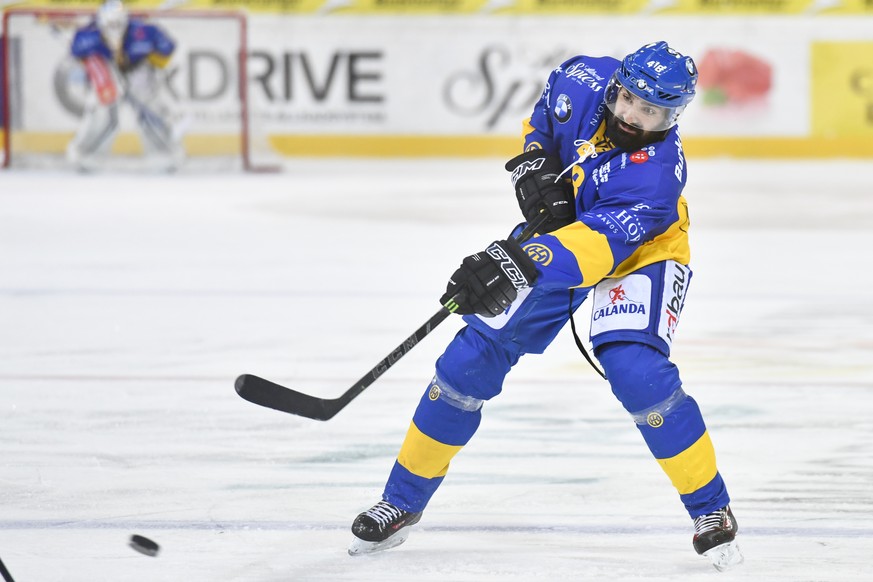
[
  {"x1": 348, "y1": 500, "x2": 423, "y2": 556},
  {"x1": 692, "y1": 505, "x2": 744, "y2": 571}
]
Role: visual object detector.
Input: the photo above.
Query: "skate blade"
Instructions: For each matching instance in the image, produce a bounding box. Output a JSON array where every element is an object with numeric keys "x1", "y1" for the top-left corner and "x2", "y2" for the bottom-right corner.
[
  {"x1": 348, "y1": 530, "x2": 411, "y2": 556},
  {"x1": 703, "y1": 539, "x2": 744, "y2": 572}
]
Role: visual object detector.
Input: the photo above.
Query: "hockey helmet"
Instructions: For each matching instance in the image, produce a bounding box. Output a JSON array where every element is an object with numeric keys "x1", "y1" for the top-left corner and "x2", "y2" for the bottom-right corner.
[
  {"x1": 604, "y1": 41, "x2": 698, "y2": 132},
  {"x1": 97, "y1": 0, "x2": 129, "y2": 51}
]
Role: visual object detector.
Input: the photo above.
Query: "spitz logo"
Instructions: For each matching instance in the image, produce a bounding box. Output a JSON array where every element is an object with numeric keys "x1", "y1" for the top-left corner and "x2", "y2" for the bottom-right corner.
[
  {"x1": 593, "y1": 284, "x2": 646, "y2": 321},
  {"x1": 522, "y1": 243, "x2": 553, "y2": 266}
]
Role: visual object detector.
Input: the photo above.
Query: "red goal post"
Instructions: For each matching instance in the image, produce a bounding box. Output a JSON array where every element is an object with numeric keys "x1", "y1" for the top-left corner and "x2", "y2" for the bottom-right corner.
[{"x1": 1, "y1": 7, "x2": 278, "y2": 171}]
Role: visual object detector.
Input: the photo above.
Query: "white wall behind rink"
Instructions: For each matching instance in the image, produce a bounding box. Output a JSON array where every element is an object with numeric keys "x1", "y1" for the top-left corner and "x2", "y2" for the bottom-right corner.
[
  {"x1": 9, "y1": 11, "x2": 873, "y2": 158},
  {"x1": 244, "y1": 15, "x2": 857, "y2": 138}
]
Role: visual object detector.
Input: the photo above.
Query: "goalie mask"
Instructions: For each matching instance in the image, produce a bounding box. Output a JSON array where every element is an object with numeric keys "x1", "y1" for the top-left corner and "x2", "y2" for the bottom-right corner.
[{"x1": 97, "y1": 0, "x2": 129, "y2": 53}]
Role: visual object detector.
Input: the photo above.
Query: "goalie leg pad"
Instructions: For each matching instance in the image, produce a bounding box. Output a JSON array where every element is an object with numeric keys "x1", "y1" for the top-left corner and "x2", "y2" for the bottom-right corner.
[
  {"x1": 125, "y1": 68, "x2": 185, "y2": 170},
  {"x1": 134, "y1": 105, "x2": 185, "y2": 172},
  {"x1": 67, "y1": 98, "x2": 119, "y2": 168}
]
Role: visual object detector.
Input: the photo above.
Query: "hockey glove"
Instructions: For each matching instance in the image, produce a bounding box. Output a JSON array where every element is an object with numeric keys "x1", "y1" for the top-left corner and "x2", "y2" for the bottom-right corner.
[
  {"x1": 440, "y1": 238, "x2": 539, "y2": 317},
  {"x1": 505, "y1": 150, "x2": 576, "y2": 233}
]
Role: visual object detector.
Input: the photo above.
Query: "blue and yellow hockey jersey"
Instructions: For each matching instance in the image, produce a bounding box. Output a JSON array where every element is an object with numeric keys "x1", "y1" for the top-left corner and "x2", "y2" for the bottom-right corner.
[
  {"x1": 71, "y1": 19, "x2": 175, "y2": 71},
  {"x1": 519, "y1": 55, "x2": 691, "y2": 290}
]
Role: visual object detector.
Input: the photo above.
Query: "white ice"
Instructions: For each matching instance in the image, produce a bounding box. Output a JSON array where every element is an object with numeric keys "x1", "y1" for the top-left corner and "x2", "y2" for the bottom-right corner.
[{"x1": 1, "y1": 159, "x2": 872, "y2": 581}]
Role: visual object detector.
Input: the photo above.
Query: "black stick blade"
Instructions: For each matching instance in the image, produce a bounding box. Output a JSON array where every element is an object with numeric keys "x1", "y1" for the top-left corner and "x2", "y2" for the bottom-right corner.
[
  {"x1": 235, "y1": 374, "x2": 343, "y2": 421},
  {"x1": 0, "y1": 555, "x2": 16, "y2": 582}
]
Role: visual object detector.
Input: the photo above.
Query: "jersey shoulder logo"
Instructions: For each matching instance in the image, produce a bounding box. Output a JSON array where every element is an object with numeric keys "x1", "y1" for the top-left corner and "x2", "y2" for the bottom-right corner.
[{"x1": 554, "y1": 94, "x2": 572, "y2": 124}]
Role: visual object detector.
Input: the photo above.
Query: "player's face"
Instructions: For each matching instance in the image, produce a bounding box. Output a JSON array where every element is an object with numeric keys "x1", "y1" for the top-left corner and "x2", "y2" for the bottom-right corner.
[
  {"x1": 610, "y1": 87, "x2": 670, "y2": 132},
  {"x1": 605, "y1": 107, "x2": 665, "y2": 152}
]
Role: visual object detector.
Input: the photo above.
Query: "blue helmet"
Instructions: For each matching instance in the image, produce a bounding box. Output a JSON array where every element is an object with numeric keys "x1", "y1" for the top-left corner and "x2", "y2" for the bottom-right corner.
[{"x1": 605, "y1": 41, "x2": 698, "y2": 132}]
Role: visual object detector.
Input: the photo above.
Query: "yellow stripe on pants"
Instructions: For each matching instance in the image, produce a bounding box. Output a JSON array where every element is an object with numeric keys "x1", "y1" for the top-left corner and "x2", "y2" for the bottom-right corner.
[
  {"x1": 397, "y1": 421, "x2": 464, "y2": 479},
  {"x1": 657, "y1": 431, "x2": 719, "y2": 495}
]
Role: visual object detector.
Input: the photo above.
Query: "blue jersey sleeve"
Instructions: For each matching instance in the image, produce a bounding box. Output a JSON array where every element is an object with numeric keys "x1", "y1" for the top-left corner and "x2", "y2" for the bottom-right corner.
[
  {"x1": 143, "y1": 23, "x2": 175, "y2": 57},
  {"x1": 521, "y1": 64, "x2": 562, "y2": 154},
  {"x1": 523, "y1": 133, "x2": 691, "y2": 290},
  {"x1": 122, "y1": 20, "x2": 176, "y2": 69},
  {"x1": 70, "y1": 24, "x2": 110, "y2": 60},
  {"x1": 512, "y1": 54, "x2": 691, "y2": 291}
]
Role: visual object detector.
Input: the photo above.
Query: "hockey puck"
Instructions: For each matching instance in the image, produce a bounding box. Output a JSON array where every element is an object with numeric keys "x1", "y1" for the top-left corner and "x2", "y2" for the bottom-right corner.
[{"x1": 129, "y1": 534, "x2": 160, "y2": 557}]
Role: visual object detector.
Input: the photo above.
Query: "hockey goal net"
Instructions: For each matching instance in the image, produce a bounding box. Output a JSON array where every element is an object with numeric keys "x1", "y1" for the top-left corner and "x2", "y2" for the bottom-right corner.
[{"x1": 1, "y1": 8, "x2": 278, "y2": 171}]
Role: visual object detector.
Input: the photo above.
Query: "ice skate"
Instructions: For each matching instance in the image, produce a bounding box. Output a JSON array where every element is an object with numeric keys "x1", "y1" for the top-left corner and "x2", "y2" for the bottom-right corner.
[
  {"x1": 693, "y1": 505, "x2": 744, "y2": 571},
  {"x1": 348, "y1": 500, "x2": 422, "y2": 556}
]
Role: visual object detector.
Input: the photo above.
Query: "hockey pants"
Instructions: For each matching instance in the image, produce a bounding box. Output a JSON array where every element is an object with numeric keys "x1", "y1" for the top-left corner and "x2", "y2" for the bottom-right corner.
[{"x1": 381, "y1": 305, "x2": 730, "y2": 519}]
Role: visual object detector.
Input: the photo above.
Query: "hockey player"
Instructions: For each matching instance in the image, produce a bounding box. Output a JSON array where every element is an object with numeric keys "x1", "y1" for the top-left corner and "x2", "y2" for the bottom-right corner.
[
  {"x1": 349, "y1": 42, "x2": 744, "y2": 571},
  {"x1": 66, "y1": 0, "x2": 184, "y2": 172}
]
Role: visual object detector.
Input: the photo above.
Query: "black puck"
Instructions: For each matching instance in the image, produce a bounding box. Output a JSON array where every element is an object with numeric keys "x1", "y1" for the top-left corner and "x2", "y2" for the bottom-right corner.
[{"x1": 129, "y1": 534, "x2": 160, "y2": 557}]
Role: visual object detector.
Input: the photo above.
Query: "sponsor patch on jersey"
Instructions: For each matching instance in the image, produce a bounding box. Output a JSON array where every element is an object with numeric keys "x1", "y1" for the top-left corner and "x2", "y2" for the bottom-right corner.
[
  {"x1": 522, "y1": 243, "x2": 553, "y2": 266},
  {"x1": 657, "y1": 261, "x2": 690, "y2": 346},
  {"x1": 630, "y1": 150, "x2": 650, "y2": 164},
  {"x1": 590, "y1": 275, "x2": 651, "y2": 335},
  {"x1": 554, "y1": 94, "x2": 572, "y2": 123}
]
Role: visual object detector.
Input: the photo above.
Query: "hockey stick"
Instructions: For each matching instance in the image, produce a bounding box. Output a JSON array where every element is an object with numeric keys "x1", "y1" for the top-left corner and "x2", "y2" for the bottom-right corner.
[
  {"x1": 235, "y1": 212, "x2": 550, "y2": 421},
  {"x1": 0, "y1": 555, "x2": 16, "y2": 582}
]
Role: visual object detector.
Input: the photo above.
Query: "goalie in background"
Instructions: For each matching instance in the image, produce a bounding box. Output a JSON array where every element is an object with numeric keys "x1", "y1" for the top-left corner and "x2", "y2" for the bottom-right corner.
[{"x1": 66, "y1": 0, "x2": 184, "y2": 172}]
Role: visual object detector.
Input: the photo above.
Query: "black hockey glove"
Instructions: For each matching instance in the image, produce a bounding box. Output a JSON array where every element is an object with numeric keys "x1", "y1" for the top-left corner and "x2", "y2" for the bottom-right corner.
[
  {"x1": 505, "y1": 150, "x2": 575, "y2": 233},
  {"x1": 440, "y1": 238, "x2": 539, "y2": 318}
]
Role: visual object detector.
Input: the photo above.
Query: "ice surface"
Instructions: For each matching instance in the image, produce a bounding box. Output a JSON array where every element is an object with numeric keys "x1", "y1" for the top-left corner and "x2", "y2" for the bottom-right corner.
[{"x1": 1, "y1": 159, "x2": 872, "y2": 581}]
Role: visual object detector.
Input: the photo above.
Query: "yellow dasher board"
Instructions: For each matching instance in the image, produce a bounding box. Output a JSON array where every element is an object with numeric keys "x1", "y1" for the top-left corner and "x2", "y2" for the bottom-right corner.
[
  {"x1": 10, "y1": 0, "x2": 873, "y2": 12},
  {"x1": 811, "y1": 41, "x2": 873, "y2": 138}
]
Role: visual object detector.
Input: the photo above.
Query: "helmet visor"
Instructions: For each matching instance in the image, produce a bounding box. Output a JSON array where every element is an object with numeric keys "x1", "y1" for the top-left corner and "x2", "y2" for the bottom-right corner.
[{"x1": 604, "y1": 76, "x2": 687, "y2": 132}]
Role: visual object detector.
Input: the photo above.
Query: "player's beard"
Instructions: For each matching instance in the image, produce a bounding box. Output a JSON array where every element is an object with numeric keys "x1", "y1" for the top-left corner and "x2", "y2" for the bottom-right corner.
[{"x1": 604, "y1": 109, "x2": 668, "y2": 152}]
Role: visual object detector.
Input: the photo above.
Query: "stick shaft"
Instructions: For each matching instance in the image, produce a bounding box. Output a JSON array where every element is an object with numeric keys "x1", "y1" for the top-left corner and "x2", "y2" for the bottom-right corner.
[{"x1": 236, "y1": 212, "x2": 550, "y2": 420}]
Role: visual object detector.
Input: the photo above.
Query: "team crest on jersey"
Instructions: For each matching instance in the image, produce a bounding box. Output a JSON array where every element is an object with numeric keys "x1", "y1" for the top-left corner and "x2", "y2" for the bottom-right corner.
[
  {"x1": 428, "y1": 382, "x2": 441, "y2": 401},
  {"x1": 554, "y1": 94, "x2": 572, "y2": 123},
  {"x1": 646, "y1": 412, "x2": 664, "y2": 428},
  {"x1": 522, "y1": 243, "x2": 553, "y2": 266},
  {"x1": 591, "y1": 275, "x2": 651, "y2": 335}
]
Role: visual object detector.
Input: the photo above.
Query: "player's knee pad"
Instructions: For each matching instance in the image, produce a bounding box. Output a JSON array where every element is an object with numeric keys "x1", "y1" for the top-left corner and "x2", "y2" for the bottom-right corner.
[
  {"x1": 596, "y1": 341, "x2": 684, "y2": 417},
  {"x1": 435, "y1": 325, "x2": 519, "y2": 402},
  {"x1": 426, "y1": 374, "x2": 484, "y2": 413},
  {"x1": 410, "y1": 373, "x2": 483, "y2": 449}
]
